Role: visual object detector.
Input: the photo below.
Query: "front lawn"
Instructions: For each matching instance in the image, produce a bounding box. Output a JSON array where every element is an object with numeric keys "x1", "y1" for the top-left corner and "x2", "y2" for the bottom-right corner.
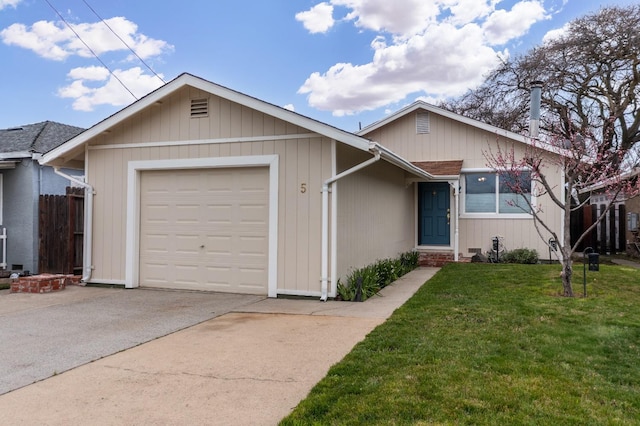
[{"x1": 281, "y1": 263, "x2": 640, "y2": 425}]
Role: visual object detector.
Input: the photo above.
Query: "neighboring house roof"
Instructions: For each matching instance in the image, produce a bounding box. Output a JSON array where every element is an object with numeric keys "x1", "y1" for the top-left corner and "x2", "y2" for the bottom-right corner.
[
  {"x1": 40, "y1": 73, "x2": 433, "y2": 180},
  {"x1": 0, "y1": 121, "x2": 85, "y2": 159}
]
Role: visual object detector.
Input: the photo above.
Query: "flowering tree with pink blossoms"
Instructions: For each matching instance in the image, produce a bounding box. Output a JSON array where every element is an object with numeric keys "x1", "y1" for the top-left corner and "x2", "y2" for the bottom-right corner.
[{"x1": 485, "y1": 127, "x2": 640, "y2": 297}]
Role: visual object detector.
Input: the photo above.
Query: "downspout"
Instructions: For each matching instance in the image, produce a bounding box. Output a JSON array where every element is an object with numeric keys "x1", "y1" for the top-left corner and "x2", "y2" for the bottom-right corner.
[
  {"x1": 454, "y1": 181, "x2": 460, "y2": 261},
  {"x1": 53, "y1": 167, "x2": 93, "y2": 283},
  {"x1": 321, "y1": 147, "x2": 381, "y2": 300}
]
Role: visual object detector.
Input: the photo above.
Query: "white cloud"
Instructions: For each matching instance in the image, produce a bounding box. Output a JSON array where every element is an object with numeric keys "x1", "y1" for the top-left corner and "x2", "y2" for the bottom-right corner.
[
  {"x1": 482, "y1": 1, "x2": 548, "y2": 45},
  {"x1": 295, "y1": 3, "x2": 335, "y2": 34},
  {"x1": 1, "y1": 17, "x2": 173, "y2": 61},
  {"x1": 58, "y1": 66, "x2": 165, "y2": 111},
  {"x1": 283, "y1": 103, "x2": 295, "y2": 111},
  {"x1": 297, "y1": 0, "x2": 550, "y2": 116},
  {"x1": 67, "y1": 65, "x2": 110, "y2": 81},
  {"x1": 0, "y1": 0, "x2": 21, "y2": 10},
  {"x1": 333, "y1": 0, "x2": 439, "y2": 37},
  {"x1": 542, "y1": 22, "x2": 568, "y2": 44}
]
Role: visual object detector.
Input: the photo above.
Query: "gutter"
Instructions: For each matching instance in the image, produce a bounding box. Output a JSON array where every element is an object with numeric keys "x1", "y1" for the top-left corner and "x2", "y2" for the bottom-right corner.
[
  {"x1": 53, "y1": 167, "x2": 94, "y2": 283},
  {"x1": 320, "y1": 147, "x2": 382, "y2": 301}
]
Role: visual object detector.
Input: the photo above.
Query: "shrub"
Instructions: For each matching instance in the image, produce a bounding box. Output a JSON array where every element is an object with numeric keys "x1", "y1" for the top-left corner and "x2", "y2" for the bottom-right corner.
[
  {"x1": 337, "y1": 251, "x2": 419, "y2": 301},
  {"x1": 374, "y1": 258, "x2": 398, "y2": 289},
  {"x1": 500, "y1": 248, "x2": 539, "y2": 264}
]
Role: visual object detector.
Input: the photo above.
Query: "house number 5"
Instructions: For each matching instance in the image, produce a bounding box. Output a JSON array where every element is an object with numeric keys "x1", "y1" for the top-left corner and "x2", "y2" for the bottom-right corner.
[{"x1": 300, "y1": 183, "x2": 307, "y2": 193}]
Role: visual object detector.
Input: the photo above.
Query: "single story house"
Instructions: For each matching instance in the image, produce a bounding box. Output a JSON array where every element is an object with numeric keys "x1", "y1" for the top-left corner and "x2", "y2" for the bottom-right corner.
[
  {"x1": 357, "y1": 101, "x2": 564, "y2": 264},
  {"x1": 0, "y1": 121, "x2": 84, "y2": 274},
  {"x1": 41, "y1": 73, "x2": 564, "y2": 298}
]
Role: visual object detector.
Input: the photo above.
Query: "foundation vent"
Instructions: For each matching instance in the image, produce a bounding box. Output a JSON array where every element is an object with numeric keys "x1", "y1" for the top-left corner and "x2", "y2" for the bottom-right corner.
[
  {"x1": 468, "y1": 248, "x2": 482, "y2": 254},
  {"x1": 190, "y1": 98, "x2": 209, "y2": 118},
  {"x1": 416, "y1": 111, "x2": 430, "y2": 134}
]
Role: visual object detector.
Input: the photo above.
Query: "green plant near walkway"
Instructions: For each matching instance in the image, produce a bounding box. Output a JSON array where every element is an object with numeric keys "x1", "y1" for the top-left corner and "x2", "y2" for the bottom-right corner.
[
  {"x1": 282, "y1": 263, "x2": 640, "y2": 424},
  {"x1": 500, "y1": 247, "x2": 539, "y2": 264},
  {"x1": 337, "y1": 251, "x2": 419, "y2": 301}
]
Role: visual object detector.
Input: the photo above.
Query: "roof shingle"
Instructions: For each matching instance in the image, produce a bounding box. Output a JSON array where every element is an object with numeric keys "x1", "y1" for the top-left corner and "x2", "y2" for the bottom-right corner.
[{"x1": 0, "y1": 121, "x2": 85, "y2": 155}]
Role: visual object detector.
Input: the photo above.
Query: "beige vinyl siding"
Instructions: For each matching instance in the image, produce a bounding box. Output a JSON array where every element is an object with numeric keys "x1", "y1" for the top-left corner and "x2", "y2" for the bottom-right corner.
[
  {"x1": 364, "y1": 110, "x2": 510, "y2": 168},
  {"x1": 458, "y1": 218, "x2": 548, "y2": 258},
  {"x1": 336, "y1": 144, "x2": 415, "y2": 281},
  {"x1": 362, "y1": 109, "x2": 563, "y2": 258},
  {"x1": 87, "y1": 86, "x2": 331, "y2": 294}
]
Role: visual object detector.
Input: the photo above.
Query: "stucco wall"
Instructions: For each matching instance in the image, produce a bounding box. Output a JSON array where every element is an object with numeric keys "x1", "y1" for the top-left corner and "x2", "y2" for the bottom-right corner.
[
  {"x1": 1, "y1": 162, "x2": 82, "y2": 273},
  {"x1": 2, "y1": 160, "x2": 36, "y2": 272}
]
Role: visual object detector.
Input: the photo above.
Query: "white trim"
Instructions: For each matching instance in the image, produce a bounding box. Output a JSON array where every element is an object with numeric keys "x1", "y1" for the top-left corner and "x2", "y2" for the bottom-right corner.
[
  {"x1": 0, "y1": 174, "x2": 3, "y2": 225},
  {"x1": 417, "y1": 244, "x2": 455, "y2": 251},
  {"x1": 125, "y1": 155, "x2": 279, "y2": 297},
  {"x1": 276, "y1": 289, "x2": 322, "y2": 298},
  {"x1": 86, "y1": 279, "x2": 126, "y2": 286},
  {"x1": 359, "y1": 101, "x2": 528, "y2": 144},
  {"x1": 459, "y1": 213, "x2": 534, "y2": 220},
  {"x1": 460, "y1": 168, "x2": 535, "y2": 218},
  {"x1": 416, "y1": 181, "x2": 454, "y2": 248},
  {"x1": 330, "y1": 139, "x2": 338, "y2": 298},
  {"x1": 41, "y1": 73, "x2": 371, "y2": 166},
  {"x1": 88, "y1": 133, "x2": 319, "y2": 151}
]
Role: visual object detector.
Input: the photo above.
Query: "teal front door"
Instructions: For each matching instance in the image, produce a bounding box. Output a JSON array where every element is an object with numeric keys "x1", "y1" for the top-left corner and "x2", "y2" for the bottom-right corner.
[{"x1": 419, "y1": 182, "x2": 450, "y2": 246}]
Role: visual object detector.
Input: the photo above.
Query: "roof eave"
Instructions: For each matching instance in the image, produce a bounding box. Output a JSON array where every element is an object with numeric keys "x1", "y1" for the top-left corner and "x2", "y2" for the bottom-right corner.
[
  {"x1": 41, "y1": 73, "x2": 371, "y2": 166},
  {"x1": 370, "y1": 142, "x2": 435, "y2": 180}
]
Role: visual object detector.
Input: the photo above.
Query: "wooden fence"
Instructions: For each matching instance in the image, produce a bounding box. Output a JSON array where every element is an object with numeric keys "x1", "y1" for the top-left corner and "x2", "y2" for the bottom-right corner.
[
  {"x1": 38, "y1": 187, "x2": 84, "y2": 275},
  {"x1": 571, "y1": 203, "x2": 626, "y2": 254}
]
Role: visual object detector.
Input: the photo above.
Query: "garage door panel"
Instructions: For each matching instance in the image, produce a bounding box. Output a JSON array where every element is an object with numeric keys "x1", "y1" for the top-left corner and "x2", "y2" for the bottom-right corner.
[{"x1": 139, "y1": 167, "x2": 269, "y2": 294}]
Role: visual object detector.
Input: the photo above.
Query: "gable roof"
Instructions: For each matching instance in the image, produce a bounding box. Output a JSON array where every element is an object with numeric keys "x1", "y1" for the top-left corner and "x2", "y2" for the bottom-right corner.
[
  {"x1": 358, "y1": 100, "x2": 529, "y2": 143},
  {"x1": 0, "y1": 121, "x2": 84, "y2": 158},
  {"x1": 358, "y1": 100, "x2": 574, "y2": 158},
  {"x1": 41, "y1": 73, "x2": 371, "y2": 163},
  {"x1": 40, "y1": 73, "x2": 433, "y2": 180}
]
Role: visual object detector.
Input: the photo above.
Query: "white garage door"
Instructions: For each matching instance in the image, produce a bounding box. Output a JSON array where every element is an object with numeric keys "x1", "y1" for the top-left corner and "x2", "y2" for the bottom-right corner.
[{"x1": 139, "y1": 167, "x2": 269, "y2": 294}]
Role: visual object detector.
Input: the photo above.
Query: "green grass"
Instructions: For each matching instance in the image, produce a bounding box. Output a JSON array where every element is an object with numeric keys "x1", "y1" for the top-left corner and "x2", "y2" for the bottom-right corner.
[{"x1": 281, "y1": 263, "x2": 640, "y2": 425}]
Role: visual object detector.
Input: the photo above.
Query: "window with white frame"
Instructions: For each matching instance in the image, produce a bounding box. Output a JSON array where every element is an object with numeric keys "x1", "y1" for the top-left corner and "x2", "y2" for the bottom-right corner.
[{"x1": 463, "y1": 171, "x2": 532, "y2": 215}]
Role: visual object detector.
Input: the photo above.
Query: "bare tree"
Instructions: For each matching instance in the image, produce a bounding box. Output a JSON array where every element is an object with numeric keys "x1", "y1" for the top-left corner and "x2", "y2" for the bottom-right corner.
[
  {"x1": 485, "y1": 129, "x2": 639, "y2": 297},
  {"x1": 441, "y1": 5, "x2": 640, "y2": 296},
  {"x1": 442, "y1": 5, "x2": 640, "y2": 168}
]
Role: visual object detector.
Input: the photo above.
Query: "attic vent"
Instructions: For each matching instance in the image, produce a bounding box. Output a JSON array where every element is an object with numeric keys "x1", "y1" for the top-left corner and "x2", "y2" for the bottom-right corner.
[
  {"x1": 190, "y1": 98, "x2": 209, "y2": 118},
  {"x1": 416, "y1": 111, "x2": 430, "y2": 134}
]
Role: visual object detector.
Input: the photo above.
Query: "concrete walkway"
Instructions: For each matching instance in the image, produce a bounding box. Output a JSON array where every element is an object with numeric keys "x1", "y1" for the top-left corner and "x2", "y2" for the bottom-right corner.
[
  {"x1": 0, "y1": 267, "x2": 438, "y2": 425},
  {"x1": 610, "y1": 258, "x2": 640, "y2": 269}
]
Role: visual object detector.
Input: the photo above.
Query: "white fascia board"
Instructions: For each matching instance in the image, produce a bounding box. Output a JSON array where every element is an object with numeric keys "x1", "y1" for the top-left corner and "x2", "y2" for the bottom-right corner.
[
  {"x1": 42, "y1": 73, "x2": 372, "y2": 166},
  {"x1": 371, "y1": 142, "x2": 435, "y2": 180},
  {"x1": 0, "y1": 151, "x2": 31, "y2": 160},
  {"x1": 359, "y1": 101, "x2": 528, "y2": 144},
  {"x1": 184, "y1": 75, "x2": 372, "y2": 152},
  {"x1": 357, "y1": 101, "x2": 577, "y2": 160}
]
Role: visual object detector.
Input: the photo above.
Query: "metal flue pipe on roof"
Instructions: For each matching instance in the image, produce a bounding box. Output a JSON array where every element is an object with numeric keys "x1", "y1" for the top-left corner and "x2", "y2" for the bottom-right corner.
[{"x1": 530, "y1": 81, "x2": 543, "y2": 139}]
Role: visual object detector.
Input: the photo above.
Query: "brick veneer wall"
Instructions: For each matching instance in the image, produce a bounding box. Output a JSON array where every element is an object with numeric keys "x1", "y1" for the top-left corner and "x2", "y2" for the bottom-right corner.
[{"x1": 10, "y1": 274, "x2": 80, "y2": 293}]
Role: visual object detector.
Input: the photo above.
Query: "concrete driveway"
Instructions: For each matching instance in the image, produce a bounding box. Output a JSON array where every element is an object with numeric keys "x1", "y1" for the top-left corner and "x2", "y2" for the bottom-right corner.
[
  {"x1": 0, "y1": 268, "x2": 438, "y2": 425},
  {"x1": 0, "y1": 286, "x2": 264, "y2": 395}
]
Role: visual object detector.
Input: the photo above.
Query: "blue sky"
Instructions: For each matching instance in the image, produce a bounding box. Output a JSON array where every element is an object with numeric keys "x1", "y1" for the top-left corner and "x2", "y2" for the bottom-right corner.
[{"x1": 0, "y1": 0, "x2": 635, "y2": 133}]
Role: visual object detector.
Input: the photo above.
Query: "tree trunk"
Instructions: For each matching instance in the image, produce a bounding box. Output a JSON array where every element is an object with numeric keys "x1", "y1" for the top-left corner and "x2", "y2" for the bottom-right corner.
[{"x1": 560, "y1": 260, "x2": 574, "y2": 297}]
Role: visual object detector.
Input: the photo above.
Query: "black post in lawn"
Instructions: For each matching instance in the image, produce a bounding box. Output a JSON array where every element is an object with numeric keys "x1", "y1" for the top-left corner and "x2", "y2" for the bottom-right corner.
[{"x1": 583, "y1": 247, "x2": 599, "y2": 297}]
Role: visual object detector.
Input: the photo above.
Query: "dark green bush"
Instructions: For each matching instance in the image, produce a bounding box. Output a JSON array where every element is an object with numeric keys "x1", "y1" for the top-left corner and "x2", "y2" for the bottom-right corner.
[
  {"x1": 500, "y1": 248, "x2": 539, "y2": 264},
  {"x1": 337, "y1": 251, "x2": 419, "y2": 301}
]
